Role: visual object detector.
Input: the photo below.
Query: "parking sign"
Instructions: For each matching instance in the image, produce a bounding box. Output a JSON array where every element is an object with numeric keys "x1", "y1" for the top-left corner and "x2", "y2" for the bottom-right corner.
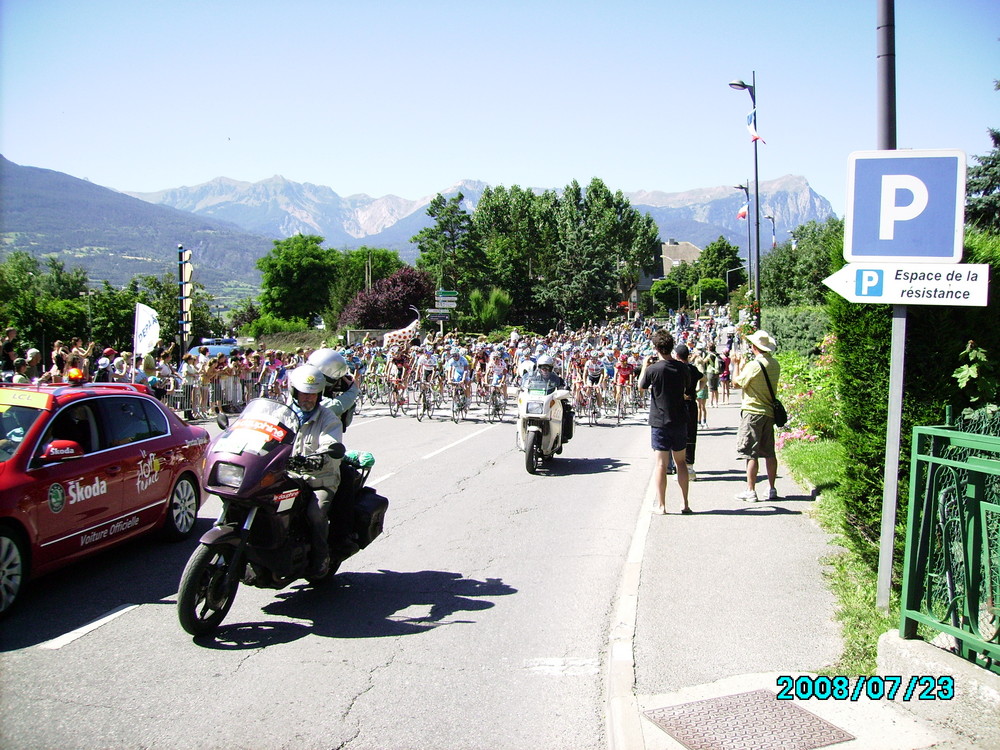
[{"x1": 844, "y1": 149, "x2": 966, "y2": 263}]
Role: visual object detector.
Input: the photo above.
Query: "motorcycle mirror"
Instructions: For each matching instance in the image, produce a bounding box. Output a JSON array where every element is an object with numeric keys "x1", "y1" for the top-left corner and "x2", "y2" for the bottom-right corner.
[
  {"x1": 216, "y1": 413, "x2": 230, "y2": 430},
  {"x1": 326, "y1": 442, "x2": 346, "y2": 460}
]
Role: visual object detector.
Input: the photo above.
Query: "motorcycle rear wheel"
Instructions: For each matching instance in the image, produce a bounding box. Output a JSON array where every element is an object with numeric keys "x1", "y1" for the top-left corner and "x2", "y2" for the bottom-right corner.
[
  {"x1": 525, "y1": 430, "x2": 541, "y2": 474},
  {"x1": 177, "y1": 543, "x2": 240, "y2": 636}
]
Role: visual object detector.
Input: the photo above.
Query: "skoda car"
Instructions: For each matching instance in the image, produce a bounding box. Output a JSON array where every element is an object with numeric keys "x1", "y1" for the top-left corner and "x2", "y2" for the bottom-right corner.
[{"x1": 0, "y1": 381, "x2": 210, "y2": 615}]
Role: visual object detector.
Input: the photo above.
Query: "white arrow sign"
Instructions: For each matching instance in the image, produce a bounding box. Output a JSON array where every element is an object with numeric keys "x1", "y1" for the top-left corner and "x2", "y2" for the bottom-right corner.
[{"x1": 823, "y1": 263, "x2": 990, "y2": 306}]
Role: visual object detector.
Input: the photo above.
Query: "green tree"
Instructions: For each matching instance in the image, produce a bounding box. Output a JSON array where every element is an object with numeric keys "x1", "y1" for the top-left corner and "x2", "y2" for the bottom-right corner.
[
  {"x1": 695, "y1": 236, "x2": 745, "y2": 291},
  {"x1": 326, "y1": 246, "x2": 404, "y2": 325},
  {"x1": 760, "y1": 218, "x2": 841, "y2": 307},
  {"x1": 650, "y1": 277, "x2": 685, "y2": 312},
  {"x1": 691, "y1": 278, "x2": 728, "y2": 305},
  {"x1": 256, "y1": 235, "x2": 337, "y2": 322},
  {"x1": 412, "y1": 193, "x2": 485, "y2": 302},
  {"x1": 467, "y1": 287, "x2": 512, "y2": 332},
  {"x1": 967, "y1": 125, "x2": 1000, "y2": 233}
]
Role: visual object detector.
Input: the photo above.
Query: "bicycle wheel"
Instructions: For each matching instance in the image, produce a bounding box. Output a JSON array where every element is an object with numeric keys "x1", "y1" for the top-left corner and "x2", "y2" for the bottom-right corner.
[
  {"x1": 389, "y1": 388, "x2": 400, "y2": 417},
  {"x1": 416, "y1": 389, "x2": 427, "y2": 421},
  {"x1": 589, "y1": 396, "x2": 599, "y2": 426}
]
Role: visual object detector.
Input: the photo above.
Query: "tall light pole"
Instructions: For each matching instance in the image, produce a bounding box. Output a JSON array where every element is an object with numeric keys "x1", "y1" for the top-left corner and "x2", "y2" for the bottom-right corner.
[
  {"x1": 725, "y1": 265, "x2": 745, "y2": 303},
  {"x1": 733, "y1": 183, "x2": 752, "y2": 291},
  {"x1": 764, "y1": 214, "x2": 776, "y2": 249},
  {"x1": 78, "y1": 289, "x2": 96, "y2": 339},
  {"x1": 729, "y1": 73, "x2": 761, "y2": 326}
]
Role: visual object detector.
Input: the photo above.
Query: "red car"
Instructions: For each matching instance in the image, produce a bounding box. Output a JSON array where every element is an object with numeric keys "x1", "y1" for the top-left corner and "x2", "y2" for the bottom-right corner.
[{"x1": 0, "y1": 381, "x2": 209, "y2": 615}]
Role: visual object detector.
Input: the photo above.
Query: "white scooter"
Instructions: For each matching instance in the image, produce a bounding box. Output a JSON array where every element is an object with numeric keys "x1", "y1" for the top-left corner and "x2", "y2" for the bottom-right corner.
[{"x1": 515, "y1": 376, "x2": 574, "y2": 474}]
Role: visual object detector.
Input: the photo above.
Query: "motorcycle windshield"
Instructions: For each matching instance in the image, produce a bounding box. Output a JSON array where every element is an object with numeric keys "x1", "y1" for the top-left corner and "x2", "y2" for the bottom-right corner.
[
  {"x1": 522, "y1": 375, "x2": 556, "y2": 395},
  {"x1": 212, "y1": 398, "x2": 300, "y2": 456}
]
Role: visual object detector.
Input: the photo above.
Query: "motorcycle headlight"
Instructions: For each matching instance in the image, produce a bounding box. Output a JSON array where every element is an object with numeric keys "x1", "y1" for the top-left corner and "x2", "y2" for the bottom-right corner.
[
  {"x1": 526, "y1": 401, "x2": 544, "y2": 415},
  {"x1": 214, "y1": 462, "x2": 245, "y2": 489}
]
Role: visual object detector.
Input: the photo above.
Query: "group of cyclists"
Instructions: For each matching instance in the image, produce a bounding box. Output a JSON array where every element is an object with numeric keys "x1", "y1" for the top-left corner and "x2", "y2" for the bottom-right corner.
[{"x1": 334, "y1": 306, "x2": 744, "y2": 426}]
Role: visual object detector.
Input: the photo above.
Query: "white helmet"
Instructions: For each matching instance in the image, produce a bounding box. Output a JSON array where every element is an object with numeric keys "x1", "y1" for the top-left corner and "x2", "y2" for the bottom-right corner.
[
  {"x1": 288, "y1": 364, "x2": 326, "y2": 395},
  {"x1": 307, "y1": 348, "x2": 348, "y2": 382},
  {"x1": 536, "y1": 355, "x2": 554, "y2": 368}
]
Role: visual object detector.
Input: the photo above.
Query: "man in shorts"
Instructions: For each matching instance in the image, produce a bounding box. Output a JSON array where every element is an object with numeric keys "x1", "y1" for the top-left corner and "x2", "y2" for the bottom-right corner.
[
  {"x1": 638, "y1": 329, "x2": 692, "y2": 515},
  {"x1": 734, "y1": 330, "x2": 781, "y2": 502}
]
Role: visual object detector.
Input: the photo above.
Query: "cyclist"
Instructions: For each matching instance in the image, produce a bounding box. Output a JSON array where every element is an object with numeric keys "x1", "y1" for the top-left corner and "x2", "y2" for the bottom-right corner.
[
  {"x1": 486, "y1": 350, "x2": 508, "y2": 403},
  {"x1": 443, "y1": 349, "x2": 471, "y2": 402},
  {"x1": 614, "y1": 355, "x2": 636, "y2": 413},
  {"x1": 583, "y1": 351, "x2": 606, "y2": 413}
]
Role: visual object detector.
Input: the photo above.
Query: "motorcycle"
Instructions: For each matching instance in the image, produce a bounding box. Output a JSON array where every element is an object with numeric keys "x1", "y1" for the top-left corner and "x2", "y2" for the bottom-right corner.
[
  {"x1": 515, "y1": 376, "x2": 574, "y2": 474},
  {"x1": 177, "y1": 398, "x2": 388, "y2": 636}
]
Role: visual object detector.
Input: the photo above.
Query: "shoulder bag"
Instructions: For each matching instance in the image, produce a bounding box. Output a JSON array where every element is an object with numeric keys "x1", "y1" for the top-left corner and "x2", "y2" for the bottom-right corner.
[{"x1": 757, "y1": 359, "x2": 788, "y2": 428}]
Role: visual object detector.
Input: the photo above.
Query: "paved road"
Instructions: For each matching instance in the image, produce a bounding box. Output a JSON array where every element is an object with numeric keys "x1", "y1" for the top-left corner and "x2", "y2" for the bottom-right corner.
[{"x1": 1, "y1": 392, "x2": 654, "y2": 749}]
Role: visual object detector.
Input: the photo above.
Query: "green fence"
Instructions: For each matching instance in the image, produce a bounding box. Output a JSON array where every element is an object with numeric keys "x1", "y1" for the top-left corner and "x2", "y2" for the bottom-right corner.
[{"x1": 901, "y1": 423, "x2": 1000, "y2": 675}]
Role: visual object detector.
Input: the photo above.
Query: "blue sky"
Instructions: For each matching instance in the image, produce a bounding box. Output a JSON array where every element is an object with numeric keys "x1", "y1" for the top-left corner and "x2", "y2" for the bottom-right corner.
[{"x1": 1, "y1": 0, "x2": 997, "y2": 217}]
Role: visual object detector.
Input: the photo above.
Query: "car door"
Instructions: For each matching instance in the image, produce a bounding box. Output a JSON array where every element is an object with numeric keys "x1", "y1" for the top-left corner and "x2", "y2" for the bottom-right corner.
[
  {"x1": 28, "y1": 399, "x2": 125, "y2": 567},
  {"x1": 94, "y1": 395, "x2": 174, "y2": 530}
]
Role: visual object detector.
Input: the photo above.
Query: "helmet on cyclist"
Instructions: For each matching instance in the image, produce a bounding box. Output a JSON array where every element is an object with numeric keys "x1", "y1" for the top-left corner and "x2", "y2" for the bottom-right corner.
[
  {"x1": 536, "y1": 355, "x2": 554, "y2": 370},
  {"x1": 307, "y1": 348, "x2": 348, "y2": 383}
]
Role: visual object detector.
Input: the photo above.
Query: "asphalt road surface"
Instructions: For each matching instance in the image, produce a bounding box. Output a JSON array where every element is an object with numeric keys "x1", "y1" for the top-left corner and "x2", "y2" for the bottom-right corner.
[{"x1": 1, "y1": 391, "x2": 653, "y2": 750}]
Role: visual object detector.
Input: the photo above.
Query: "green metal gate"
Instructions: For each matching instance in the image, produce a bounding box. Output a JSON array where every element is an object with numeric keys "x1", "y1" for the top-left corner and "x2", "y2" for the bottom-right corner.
[{"x1": 901, "y1": 423, "x2": 1000, "y2": 674}]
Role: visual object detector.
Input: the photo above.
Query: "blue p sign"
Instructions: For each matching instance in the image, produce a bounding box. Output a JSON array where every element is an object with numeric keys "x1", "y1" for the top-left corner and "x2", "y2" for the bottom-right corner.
[
  {"x1": 855, "y1": 269, "x2": 884, "y2": 297},
  {"x1": 845, "y1": 150, "x2": 966, "y2": 264}
]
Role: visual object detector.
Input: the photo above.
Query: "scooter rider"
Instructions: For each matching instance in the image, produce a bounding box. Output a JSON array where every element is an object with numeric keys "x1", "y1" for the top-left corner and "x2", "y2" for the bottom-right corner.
[
  {"x1": 307, "y1": 349, "x2": 358, "y2": 432},
  {"x1": 285, "y1": 364, "x2": 344, "y2": 579}
]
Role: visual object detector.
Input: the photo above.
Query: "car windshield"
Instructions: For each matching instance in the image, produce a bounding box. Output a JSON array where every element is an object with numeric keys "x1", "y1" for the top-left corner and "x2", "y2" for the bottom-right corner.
[
  {"x1": 0, "y1": 404, "x2": 44, "y2": 463},
  {"x1": 211, "y1": 398, "x2": 299, "y2": 456}
]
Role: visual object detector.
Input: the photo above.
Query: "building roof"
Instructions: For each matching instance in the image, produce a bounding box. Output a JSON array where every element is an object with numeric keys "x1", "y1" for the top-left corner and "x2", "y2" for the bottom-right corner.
[{"x1": 661, "y1": 240, "x2": 701, "y2": 272}]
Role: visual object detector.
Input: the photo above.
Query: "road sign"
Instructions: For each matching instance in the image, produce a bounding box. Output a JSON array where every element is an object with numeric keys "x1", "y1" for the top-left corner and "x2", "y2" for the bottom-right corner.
[
  {"x1": 822, "y1": 263, "x2": 989, "y2": 306},
  {"x1": 844, "y1": 149, "x2": 966, "y2": 263},
  {"x1": 426, "y1": 308, "x2": 454, "y2": 315},
  {"x1": 427, "y1": 313, "x2": 450, "y2": 321},
  {"x1": 436, "y1": 289, "x2": 459, "y2": 297},
  {"x1": 434, "y1": 300, "x2": 458, "y2": 308}
]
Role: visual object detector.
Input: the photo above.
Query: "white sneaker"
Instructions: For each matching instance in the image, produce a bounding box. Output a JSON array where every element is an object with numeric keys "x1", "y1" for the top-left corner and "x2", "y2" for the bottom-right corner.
[
  {"x1": 687, "y1": 468, "x2": 697, "y2": 482},
  {"x1": 766, "y1": 487, "x2": 779, "y2": 501},
  {"x1": 735, "y1": 489, "x2": 759, "y2": 502}
]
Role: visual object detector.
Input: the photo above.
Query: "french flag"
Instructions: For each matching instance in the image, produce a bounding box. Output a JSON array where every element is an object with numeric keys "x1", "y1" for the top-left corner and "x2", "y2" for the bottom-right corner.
[
  {"x1": 746, "y1": 109, "x2": 765, "y2": 143},
  {"x1": 736, "y1": 202, "x2": 749, "y2": 220}
]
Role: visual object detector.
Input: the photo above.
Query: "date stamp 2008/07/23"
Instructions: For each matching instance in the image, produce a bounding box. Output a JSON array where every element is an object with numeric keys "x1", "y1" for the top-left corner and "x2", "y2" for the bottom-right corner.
[{"x1": 776, "y1": 675, "x2": 954, "y2": 702}]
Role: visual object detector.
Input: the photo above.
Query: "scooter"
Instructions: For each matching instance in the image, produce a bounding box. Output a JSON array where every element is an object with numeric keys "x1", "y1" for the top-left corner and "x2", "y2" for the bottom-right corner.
[
  {"x1": 177, "y1": 398, "x2": 388, "y2": 636},
  {"x1": 515, "y1": 378, "x2": 573, "y2": 474}
]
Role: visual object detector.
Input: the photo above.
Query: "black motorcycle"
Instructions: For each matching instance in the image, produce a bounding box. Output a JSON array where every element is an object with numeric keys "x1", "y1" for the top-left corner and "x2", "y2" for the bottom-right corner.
[{"x1": 177, "y1": 398, "x2": 388, "y2": 636}]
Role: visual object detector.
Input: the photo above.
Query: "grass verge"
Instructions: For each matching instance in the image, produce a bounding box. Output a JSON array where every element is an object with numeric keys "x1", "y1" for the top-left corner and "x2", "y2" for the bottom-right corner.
[{"x1": 779, "y1": 438, "x2": 900, "y2": 675}]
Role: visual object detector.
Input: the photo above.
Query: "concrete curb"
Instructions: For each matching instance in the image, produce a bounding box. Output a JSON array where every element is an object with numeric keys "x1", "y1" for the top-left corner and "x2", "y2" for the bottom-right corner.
[{"x1": 605, "y1": 468, "x2": 655, "y2": 750}]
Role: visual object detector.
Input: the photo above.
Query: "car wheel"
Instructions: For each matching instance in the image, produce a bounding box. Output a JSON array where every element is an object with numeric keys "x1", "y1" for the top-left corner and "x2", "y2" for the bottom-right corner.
[
  {"x1": 162, "y1": 474, "x2": 200, "y2": 541},
  {"x1": 0, "y1": 525, "x2": 28, "y2": 617}
]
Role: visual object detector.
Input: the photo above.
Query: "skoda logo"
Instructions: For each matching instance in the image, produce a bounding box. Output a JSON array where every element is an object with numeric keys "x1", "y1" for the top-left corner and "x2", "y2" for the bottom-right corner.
[{"x1": 48, "y1": 484, "x2": 66, "y2": 514}]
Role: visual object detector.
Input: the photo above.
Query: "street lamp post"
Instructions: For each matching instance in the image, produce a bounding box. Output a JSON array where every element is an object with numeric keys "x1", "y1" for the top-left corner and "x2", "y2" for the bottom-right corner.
[
  {"x1": 725, "y1": 265, "x2": 745, "y2": 303},
  {"x1": 729, "y1": 72, "x2": 761, "y2": 326},
  {"x1": 78, "y1": 289, "x2": 96, "y2": 339},
  {"x1": 733, "y1": 183, "x2": 752, "y2": 292},
  {"x1": 764, "y1": 214, "x2": 776, "y2": 249}
]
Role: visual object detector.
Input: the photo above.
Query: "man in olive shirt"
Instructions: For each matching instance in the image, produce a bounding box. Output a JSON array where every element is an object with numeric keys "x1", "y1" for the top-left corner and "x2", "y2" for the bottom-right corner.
[
  {"x1": 638, "y1": 329, "x2": 691, "y2": 515},
  {"x1": 734, "y1": 330, "x2": 781, "y2": 502}
]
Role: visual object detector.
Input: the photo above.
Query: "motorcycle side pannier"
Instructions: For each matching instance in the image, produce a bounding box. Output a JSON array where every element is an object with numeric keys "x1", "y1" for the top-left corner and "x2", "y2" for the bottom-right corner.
[{"x1": 354, "y1": 488, "x2": 388, "y2": 549}]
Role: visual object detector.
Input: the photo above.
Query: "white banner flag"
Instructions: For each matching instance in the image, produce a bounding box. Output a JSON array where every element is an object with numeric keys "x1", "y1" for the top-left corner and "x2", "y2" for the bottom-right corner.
[{"x1": 134, "y1": 303, "x2": 160, "y2": 357}]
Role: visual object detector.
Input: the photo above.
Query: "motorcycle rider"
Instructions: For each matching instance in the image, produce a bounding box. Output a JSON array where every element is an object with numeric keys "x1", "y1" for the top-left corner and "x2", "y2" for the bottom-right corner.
[
  {"x1": 524, "y1": 354, "x2": 574, "y2": 440},
  {"x1": 307, "y1": 348, "x2": 359, "y2": 432},
  {"x1": 285, "y1": 364, "x2": 344, "y2": 579}
]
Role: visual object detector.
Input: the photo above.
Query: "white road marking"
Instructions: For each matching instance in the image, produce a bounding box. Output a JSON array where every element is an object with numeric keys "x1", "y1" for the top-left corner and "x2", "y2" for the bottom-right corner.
[
  {"x1": 421, "y1": 426, "x2": 493, "y2": 460},
  {"x1": 524, "y1": 657, "x2": 601, "y2": 676},
  {"x1": 369, "y1": 471, "x2": 396, "y2": 486},
  {"x1": 351, "y1": 416, "x2": 389, "y2": 427},
  {"x1": 38, "y1": 604, "x2": 139, "y2": 650}
]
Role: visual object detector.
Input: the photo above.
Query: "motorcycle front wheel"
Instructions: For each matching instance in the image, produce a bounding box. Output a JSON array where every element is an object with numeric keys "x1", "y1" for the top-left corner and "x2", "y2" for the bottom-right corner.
[
  {"x1": 177, "y1": 543, "x2": 240, "y2": 636},
  {"x1": 525, "y1": 430, "x2": 541, "y2": 474}
]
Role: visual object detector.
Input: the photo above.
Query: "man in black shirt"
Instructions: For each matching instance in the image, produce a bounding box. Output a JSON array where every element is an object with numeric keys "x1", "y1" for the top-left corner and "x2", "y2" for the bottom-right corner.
[{"x1": 638, "y1": 329, "x2": 692, "y2": 515}]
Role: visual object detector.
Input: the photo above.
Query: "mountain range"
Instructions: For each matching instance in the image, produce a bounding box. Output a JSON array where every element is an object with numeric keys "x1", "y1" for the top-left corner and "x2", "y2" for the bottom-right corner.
[{"x1": 0, "y1": 155, "x2": 835, "y2": 300}]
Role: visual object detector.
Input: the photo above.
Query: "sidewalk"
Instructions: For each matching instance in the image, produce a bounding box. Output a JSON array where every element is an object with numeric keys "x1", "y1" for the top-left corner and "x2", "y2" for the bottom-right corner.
[{"x1": 607, "y1": 402, "x2": 978, "y2": 750}]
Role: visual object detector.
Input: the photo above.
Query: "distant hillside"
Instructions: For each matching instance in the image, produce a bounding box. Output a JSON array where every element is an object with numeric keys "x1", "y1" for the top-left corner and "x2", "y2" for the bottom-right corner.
[
  {"x1": 0, "y1": 156, "x2": 836, "y2": 300},
  {"x1": 0, "y1": 156, "x2": 272, "y2": 298},
  {"x1": 131, "y1": 174, "x2": 834, "y2": 264}
]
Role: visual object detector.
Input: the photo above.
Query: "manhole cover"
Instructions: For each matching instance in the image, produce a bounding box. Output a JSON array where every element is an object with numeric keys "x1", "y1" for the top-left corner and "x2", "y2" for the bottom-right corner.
[{"x1": 644, "y1": 689, "x2": 855, "y2": 750}]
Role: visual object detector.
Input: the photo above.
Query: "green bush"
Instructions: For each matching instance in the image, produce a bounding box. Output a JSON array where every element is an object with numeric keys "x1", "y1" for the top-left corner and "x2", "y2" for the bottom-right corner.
[
  {"x1": 242, "y1": 313, "x2": 310, "y2": 340},
  {"x1": 762, "y1": 305, "x2": 829, "y2": 357}
]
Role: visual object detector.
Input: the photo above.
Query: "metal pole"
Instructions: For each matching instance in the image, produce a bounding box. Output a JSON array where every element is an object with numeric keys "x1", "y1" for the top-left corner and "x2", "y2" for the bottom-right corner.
[
  {"x1": 751, "y1": 72, "x2": 761, "y2": 326},
  {"x1": 876, "y1": 0, "x2": 901, "y2": 613}
]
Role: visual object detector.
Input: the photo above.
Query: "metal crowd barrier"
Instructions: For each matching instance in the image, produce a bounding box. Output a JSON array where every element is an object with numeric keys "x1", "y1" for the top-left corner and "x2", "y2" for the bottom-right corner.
[{"x1": 163, "y1": 375, "x2": 288, "y2": 419}]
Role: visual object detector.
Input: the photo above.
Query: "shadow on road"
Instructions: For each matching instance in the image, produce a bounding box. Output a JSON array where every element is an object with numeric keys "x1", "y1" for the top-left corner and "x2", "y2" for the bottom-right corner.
[
  {"x1": 192, "y1": 569, "x2": 518, "y2": 650},
  {"x1": 541, "y1": 456, "x2": 628, "y2": 476},
  {"x1": 1, "y1": 518, "x2": 215, "y2": 651}
]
